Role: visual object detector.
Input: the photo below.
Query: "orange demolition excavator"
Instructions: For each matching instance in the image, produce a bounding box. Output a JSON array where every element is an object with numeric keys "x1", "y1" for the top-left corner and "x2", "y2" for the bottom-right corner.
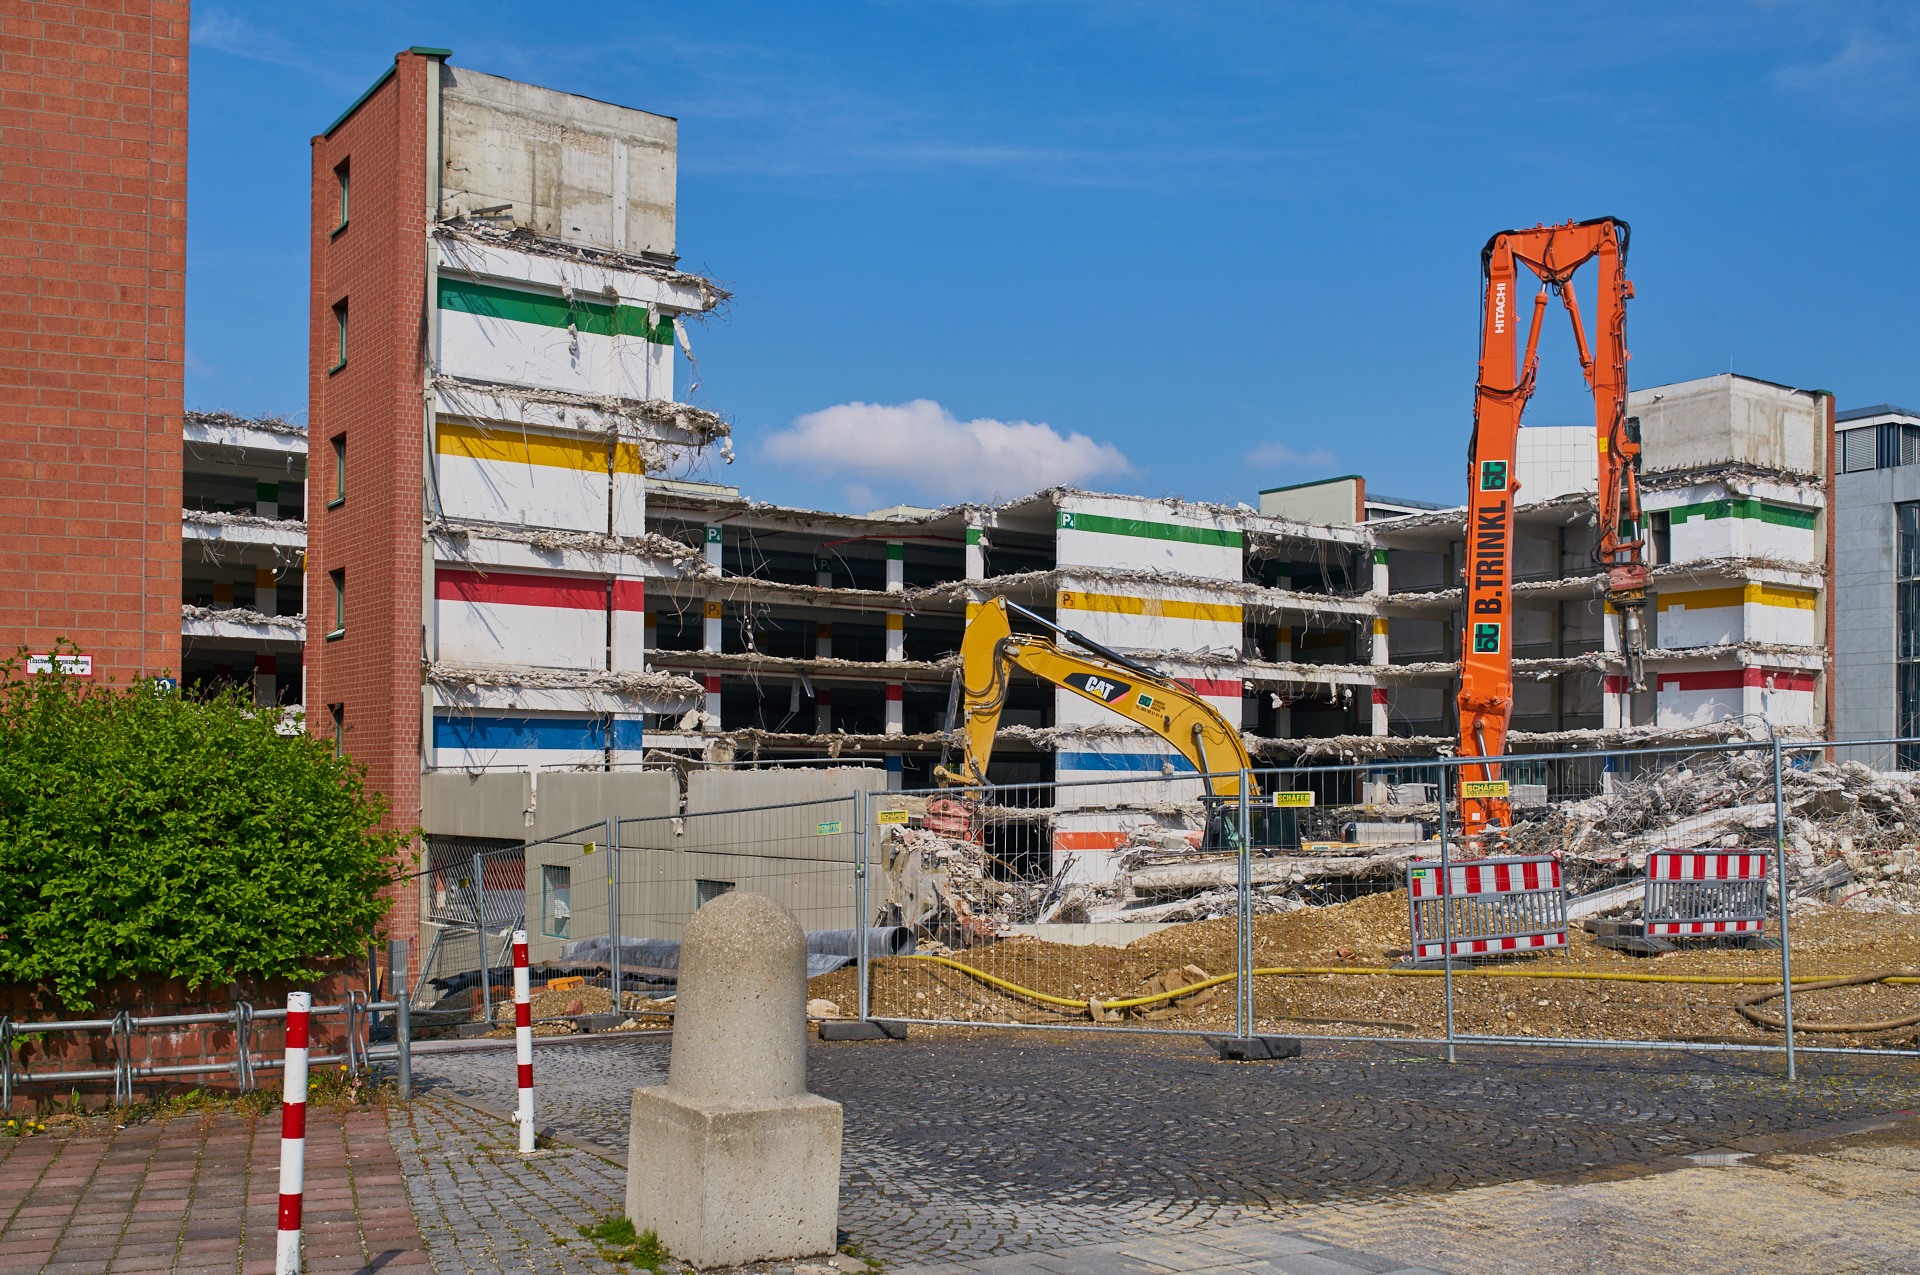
[{"x1": 1458, "y1": 218, "x2": 1649, "y2": 837}]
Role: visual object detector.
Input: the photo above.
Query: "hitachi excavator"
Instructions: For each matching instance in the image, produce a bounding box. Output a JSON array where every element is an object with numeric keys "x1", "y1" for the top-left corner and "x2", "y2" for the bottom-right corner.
[
  {"x1": 933, "y1": 597, "x2": 1256, "y2": 835},
  {"x1": 1460, "y1": 217, "x2": 1649, "y2": 837}
]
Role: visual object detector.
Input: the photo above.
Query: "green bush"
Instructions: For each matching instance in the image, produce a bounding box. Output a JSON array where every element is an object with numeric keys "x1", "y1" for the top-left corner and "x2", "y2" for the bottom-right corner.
[{"x1": 0, "y1": 649, "x2": 415, "y2": 1010}]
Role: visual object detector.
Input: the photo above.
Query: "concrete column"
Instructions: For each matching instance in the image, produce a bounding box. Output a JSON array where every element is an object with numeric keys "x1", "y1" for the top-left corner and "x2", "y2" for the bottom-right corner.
[
  {"x1": 1601, "y1": 603, "x2": 1623, "y2": 792},
  {"x1": 703, "y1": 599, "x2": 722, "y2": 652},
  {"x1": 1370, "y1": 545, "x2": 1390, "y2": 737},
  {"x1": 1274, "y1": 624, "x2": 1292, "y2": 737},
  {"x1": 704, "y1": 525, "x2": 723, "y2": 572},
  {"x1": 964, "y1": 519, "x2": 985, "y2": 624},
  {"x1": 644, "y1": 612, "x2": 657, "y2": 652},
  {"x1": 885, "y1": 612, "x2": 904, "y2": 663},
  {"x1": 885, "y1": 541, "x2": 904, "y2": 592},
  {"x1": 814, "y1": 622, "x2": 831, "y2": 660},
  {"x1": 254, "y1": 568, "x2": 278, "y2": 616},
  {"x1": 885, "y1": 753, "x2": 903, "y2": 792},
  {"x1": 704, "y1": 675, "x2": 722, "y2": 728},
  {"x1": 1370, "y1": 548, "x2": 1389, "y2": 597},
  {"x1": 253, "y1": 654, "x2": 276, "y2": 707},
  {"x1": 885, "y1": 682, "x2": 903, "y2": 735},
  {"x1": 256, "y1": 482, "x2": 278, "y2": 519},
  {"x1": 815, "y1": 559, "x2": 832, "y2": 589}
]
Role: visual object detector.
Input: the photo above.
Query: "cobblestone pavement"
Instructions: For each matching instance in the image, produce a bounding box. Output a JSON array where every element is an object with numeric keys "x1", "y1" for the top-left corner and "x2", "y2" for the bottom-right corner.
[
  {"x1": 412, "y1": 1029, "x2": 1920, "y2": 1266},
  {"x1": 386, "y1": 1098, "x2": 633, "y2": 1275},
  {"x1": 0, "y1": 1101, "x2": 425, "y2": 1274}
]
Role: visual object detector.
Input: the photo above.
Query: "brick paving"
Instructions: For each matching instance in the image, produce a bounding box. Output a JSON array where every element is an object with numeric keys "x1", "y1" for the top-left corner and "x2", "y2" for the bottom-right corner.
[
  {"x1": 0, "y1": 1102, "x2": 426, "y2": 1274},
  {"x1": 414, "y1": 1029, "x2": 1920, "y2": 1266}
]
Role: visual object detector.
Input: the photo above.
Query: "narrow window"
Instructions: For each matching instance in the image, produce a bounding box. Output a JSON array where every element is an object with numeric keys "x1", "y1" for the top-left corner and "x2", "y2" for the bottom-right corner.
[
  {"x1": 334, "y1": 159, "x2": 350, "y2": 231},
  {"x1": 329, "y1": 703, "x2": 345, "y2": 759},
  {"x1": 695, "y1": 879, "x2": 735, "y2": 909},
  {"x1": 328, "y1": 569, "x2": 345, "y2": 639},
  {"x1": 329, "y1": 435, "x2": 346, "y2": 507},
  {"x1": 541, "y1": 865, "x2": 572, "y2": 939},
  {"x1": 331, "y1": 299, "x2": 349, "y2": 372}
]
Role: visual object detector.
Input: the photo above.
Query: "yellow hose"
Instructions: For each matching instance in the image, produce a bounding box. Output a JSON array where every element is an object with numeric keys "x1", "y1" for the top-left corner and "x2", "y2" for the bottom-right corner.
[{"x1": 899, "y1": 954, "x2": 1920, "y2": 1013}]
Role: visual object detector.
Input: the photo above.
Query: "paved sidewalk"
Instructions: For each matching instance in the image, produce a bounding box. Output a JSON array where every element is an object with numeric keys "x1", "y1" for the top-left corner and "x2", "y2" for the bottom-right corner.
[
  {"x1": 416, "y1": 1029, "x2": 1920, "y2": 1265},
  {"x1": 393, "y1": 1096, "x2": 1445, "y2": 1275},
  {"x1": 0, "y1": 1102, "x2": 426, "y2": 1274}
]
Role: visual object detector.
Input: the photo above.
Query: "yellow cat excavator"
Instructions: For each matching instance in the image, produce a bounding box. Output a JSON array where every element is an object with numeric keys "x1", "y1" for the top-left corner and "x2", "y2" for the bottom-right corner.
[{"x1": 933, "y1": 596, "x2": 1257, "y2": 799}]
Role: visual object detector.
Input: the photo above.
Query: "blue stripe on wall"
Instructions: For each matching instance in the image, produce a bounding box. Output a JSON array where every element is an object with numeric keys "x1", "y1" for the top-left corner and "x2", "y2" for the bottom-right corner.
[
  {"x1": 434, "y1": 713, "x2": 644, "y2": 752},
  {"x1": 1056, "y1": 751, "x2": 1196, "y2": 773}
]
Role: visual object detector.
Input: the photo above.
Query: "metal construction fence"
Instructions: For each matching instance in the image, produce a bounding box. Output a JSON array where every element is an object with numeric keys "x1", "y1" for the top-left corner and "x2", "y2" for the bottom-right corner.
[{"x1": 403, "y1": 734, "x2": 1920, "y2": 1074}]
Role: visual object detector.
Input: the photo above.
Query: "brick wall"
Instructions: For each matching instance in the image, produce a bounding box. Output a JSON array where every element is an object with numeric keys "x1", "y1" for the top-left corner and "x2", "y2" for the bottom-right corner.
[
  {"x1": 0, "y1": 1, "x2": 186, "y2": 683},
  {"x1": 306, "y1": 52, "x2": 434, "y2": 948},
  {"x1": 0, "y1": 967, "x2": 367, "y2": 1112}
]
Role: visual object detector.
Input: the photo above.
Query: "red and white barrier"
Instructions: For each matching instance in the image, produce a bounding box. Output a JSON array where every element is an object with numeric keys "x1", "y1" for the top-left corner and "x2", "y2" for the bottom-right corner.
[
  {"x1": 1406, "y1": 855, "x2": 1568, "y2": 960},
  {"x1": 1645, "y1": 850, "x2": 1771, "y2": 936},
  {"x1": 514, "y1": 929, "x2": 534, "y2": 1152},
  {"x1": 277, "y1": 990, "x2": 311, "y2": 1274}
]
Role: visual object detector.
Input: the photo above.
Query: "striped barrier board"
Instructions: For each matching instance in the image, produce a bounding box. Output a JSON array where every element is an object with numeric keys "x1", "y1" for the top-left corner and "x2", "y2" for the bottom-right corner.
[
  {"x1": 1644, "y1": 850, "x2": 1770, "y2": 936},
  {"x1": 1407, "y1": 855, "x2": 1567, "y2": 960}
]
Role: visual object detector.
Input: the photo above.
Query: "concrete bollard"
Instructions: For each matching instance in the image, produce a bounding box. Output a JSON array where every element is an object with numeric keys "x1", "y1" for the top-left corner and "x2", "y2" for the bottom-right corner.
[{"x1": 626, "y1": 892, "x2": 843, "y2": 1268}]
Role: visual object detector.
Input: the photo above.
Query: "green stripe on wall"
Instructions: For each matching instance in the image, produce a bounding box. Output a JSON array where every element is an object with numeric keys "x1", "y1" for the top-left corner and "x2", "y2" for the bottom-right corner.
[
  {"x1": 1058, "y1": 510, "x2": 1243, "y2": 547},
  {"x1": 1668, "y1": 497, "x2": 1817, "y2": 530},
  {"x1": 437, "y1": 277, "x2": 676, "y2": 344}
]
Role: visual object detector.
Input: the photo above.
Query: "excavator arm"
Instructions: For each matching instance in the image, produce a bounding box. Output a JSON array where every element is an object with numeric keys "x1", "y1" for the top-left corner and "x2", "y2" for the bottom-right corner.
[
  {"x1": 1461, "y1": 217, "x2": 1646, "y2": 837},
  {"x1": 935, "y1": 596, "x2": 1257, "y2": 799}
]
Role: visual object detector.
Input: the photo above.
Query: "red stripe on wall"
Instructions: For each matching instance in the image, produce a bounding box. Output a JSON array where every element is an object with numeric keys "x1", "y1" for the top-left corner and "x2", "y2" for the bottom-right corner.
[
  {"x1": 1054, "y1": 831, "x2": 1130, "y2": 851},
  {"x1": 1656, "y1": 668, "x2": 1819, "y2": 693},
  {"x1": 436, "y1": 568, "x2": 607, "y2": 612},
  {"x1": 1176, "y1": 678, "x2": 1242, "y2": 698},
  {"x1": 612, "y1": 578, "x2": 645, "y2": 612}
]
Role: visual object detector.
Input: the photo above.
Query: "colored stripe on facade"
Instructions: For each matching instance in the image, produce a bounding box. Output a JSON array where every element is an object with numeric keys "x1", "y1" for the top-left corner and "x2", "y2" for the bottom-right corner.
[
  {"x1": 437, "y1": 419, "x2": 648, "y2": 475},
  {"x1": 1656, "y1": 583, "x2": 1817, "y2": 612},
  {"x1": 1667, "y1": 497, "x2": 1818, "y2": 529},
  {"x1": 1057, "y1": 590, "x2": 1243, "y2": 623},
  {"x1": 437, "y1": 276, "x2": 676, "y2": 343},
  {"x1": 1175, "y1": 677, "x2": 1242, "y2": 698},
  {"x1": 1057, "y1": 510, "x2": 1243, "y2": 548},
  {"x1": 433, "y1": 714, "x2": 645, "y2": 750},
  {"x1": 1655, "y1": 668, "x2": 1818, "y2": 692},
  {"x1": 436, "y1": 568, "x2": 608, "y2": 611},
  {"x1": 1056, "y1": 751, "x2": 1197, "y2": 773}
]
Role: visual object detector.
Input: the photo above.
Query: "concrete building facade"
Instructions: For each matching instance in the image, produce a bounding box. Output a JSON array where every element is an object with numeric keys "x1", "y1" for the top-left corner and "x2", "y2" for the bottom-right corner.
[
  {"x1": 0, "y1": 1, "x2": 187, "y2": 683},
  {"x1": 1832, "y1": 404, "x2": 1920, "y2": 765}
]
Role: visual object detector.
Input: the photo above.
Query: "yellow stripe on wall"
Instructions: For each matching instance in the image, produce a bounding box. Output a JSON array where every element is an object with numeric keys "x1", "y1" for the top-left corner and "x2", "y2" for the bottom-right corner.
[
  {"x1": 436, "y1": 420, "x2": 649, "y2": 475},
  {"x1": 1657, "y1": 584, "x2": 1818, "y2": 612},
  {"x1": 1057, "y1": 590, "x2": 1243, "y2": 623}
]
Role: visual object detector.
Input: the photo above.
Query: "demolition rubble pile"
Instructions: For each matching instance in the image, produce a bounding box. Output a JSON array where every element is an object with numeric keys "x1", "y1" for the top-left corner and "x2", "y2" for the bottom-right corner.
[
  {"x1": 876, "y1": 802, "x2": 1428, "y2": 940},
  {"x1": 1506, "y1": 754, "x2": 1920, "y2": 913}
]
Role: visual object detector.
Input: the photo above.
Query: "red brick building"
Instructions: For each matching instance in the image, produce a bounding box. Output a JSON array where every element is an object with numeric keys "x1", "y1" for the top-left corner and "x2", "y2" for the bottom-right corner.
[
  {"x1": 304, "y1": 50, "x2": 441, "y2": 910},
  {"x1": 0, "y1": 0, "x2": 187, "y2": 683}
]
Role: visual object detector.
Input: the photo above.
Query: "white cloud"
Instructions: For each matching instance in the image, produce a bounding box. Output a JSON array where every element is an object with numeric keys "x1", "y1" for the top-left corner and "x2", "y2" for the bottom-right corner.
[
  {"x1": 761, "y1": 399, "x2": 1134, "y2": 504},
  {"x1": 1244, "y1": 440, "x2": 1337, "y2": 469}
]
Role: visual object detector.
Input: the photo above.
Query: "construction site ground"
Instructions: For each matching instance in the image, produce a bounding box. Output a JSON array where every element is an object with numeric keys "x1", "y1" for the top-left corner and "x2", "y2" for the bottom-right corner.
[
  {"x1": 808, "y1": 891, "x2": 1920, "y2": 1049},
  {"x1": 414, "y1": 1028, "x2": 1920, "y2": 1272}
]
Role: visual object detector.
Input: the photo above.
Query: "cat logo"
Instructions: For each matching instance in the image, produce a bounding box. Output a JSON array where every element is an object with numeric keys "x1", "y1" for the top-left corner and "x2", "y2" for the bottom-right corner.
[{"x1": 1063, "y1": 671, "x2": 1131, "y2": 703}]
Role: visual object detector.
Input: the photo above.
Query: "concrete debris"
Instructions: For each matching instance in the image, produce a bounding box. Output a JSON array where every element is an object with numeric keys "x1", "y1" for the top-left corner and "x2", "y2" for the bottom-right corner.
[
  {"x1": 1505, "y1": 754, "x2": 1920, "y2": 912},
  {"x1": 432, "y1": 374, "x2": 729, "y2": 446},
  {"x1": 183, "y1": 409, "x2": 307, "y2": 437},
  {"x1": 429, "y1": 516, "x2": 712, "y2": 576},
  {"x1": 911, "y1": 566, "x2": 1376, "y2": 625},
  {"x1": 182, "y1": 508, "x2": 306, "y2": 531},
  {"x1": 424, "y1": 661, "x2": 703, "y2": 702},
  {"x1": 434, "y1": 219, "x2": 733, "y2": 311},
  {"x1": 180, "y1": 604, "x2": 305, "y2": 633},
  {"x1": 645, "y1": 649, "x2": 956, "y2": 678}
]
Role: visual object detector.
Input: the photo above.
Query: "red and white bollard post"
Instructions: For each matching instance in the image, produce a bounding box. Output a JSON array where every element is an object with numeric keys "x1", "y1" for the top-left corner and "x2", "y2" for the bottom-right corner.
[
  {"x1": 277, "y1": 990, "x2": 311, "y2": 1274},
  {"x1": 513, "y1": 930, "x2": 534, "y2": 1152}
]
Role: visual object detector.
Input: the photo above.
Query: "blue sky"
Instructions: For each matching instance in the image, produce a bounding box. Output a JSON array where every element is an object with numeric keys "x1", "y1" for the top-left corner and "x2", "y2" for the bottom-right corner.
[{"x1": 187, "y1": 2, "x2": 1920, "y2": 514}]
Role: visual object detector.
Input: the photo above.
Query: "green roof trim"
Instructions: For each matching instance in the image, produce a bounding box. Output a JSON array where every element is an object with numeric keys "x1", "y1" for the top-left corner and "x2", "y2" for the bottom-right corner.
[
  {"x1": 1668, "y1": 497, "x2": 1819, "y2": 530},
  {"x1": 438, "y1": 276, "x2": 676, "y2": 343},
  {"x1": 1057, "y1": 510, "x2": 1243, "y2": 548},
  {"x1": 322, "y1": 48, "x2": 452, "y2": 139},
  {"x1": 1258, "y1": 474, "x2": 1364, "y2": 495}
]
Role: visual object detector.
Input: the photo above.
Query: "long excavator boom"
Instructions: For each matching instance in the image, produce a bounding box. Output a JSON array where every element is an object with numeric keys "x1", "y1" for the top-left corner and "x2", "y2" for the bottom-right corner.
[
  {"x1": 1461, "y1": 217, "x2": 1646, "y2": 837},
  {"x1": 935, "y1": 596, "x2": 1257, "y2": 798}
]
